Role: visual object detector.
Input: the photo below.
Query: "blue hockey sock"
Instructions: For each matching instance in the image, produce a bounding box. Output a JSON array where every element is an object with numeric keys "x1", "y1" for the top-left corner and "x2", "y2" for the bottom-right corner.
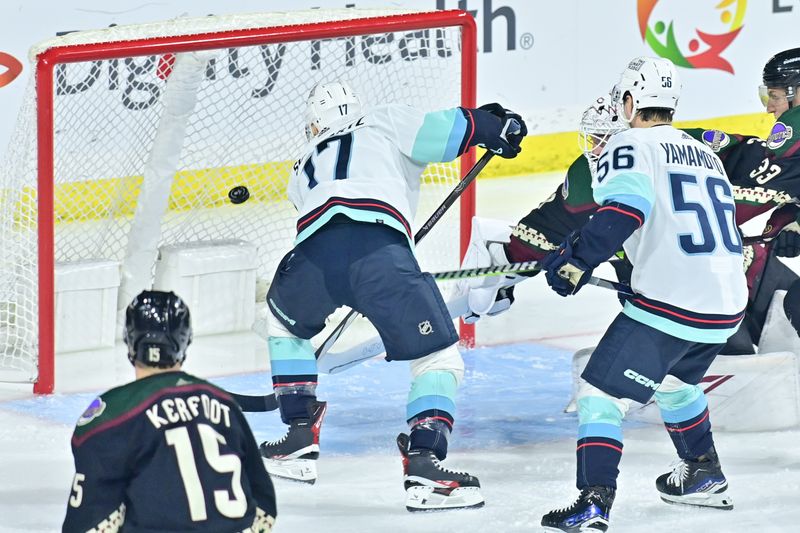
[
  {"x1": 407, "y1": 370, "x2": 457, "y2": 460},
  {"x1": 269, "y1": 336, "x2": 318, "y2": 424},
  {"x1": 576, "y1": 396, "x2": 624, "y2": 489},
  {"x1": 656, "y1": 384, "x2": 714, "y2": 460}
]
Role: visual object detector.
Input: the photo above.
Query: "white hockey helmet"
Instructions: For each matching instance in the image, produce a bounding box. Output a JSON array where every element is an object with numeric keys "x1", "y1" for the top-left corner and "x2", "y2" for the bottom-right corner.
[
  {"x1": 578, "y1": 95, "x2": 628, "y2": 177},
  {"x1": 304, "y1": 80, "x2": 362, "y2": 140},
  {"x1": 610, "y1": 56, "x2": 681, "y2": 123}
]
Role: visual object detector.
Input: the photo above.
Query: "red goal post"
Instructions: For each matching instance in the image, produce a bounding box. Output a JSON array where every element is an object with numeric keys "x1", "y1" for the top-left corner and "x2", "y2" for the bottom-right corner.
[{"x1": 3, "y1": 9, "x2": 477, "y2": 394}]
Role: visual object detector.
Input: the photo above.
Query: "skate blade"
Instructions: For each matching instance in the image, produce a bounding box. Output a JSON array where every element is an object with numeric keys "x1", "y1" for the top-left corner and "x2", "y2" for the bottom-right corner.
[
  {"x1": 659, "y1": 489, "x2": 733, "y2": 510},
  {"x1": 541, "y1": 525, "x2": 607, "y2": 533},
  {"x1": 262, "y1": 457, "x2": 317, "y2": 485},
  {"x1": 541, "y1": 517, "x2": 609, "y2": 532},
  {"x1": 405, "y1": 486, "x2": 485, "y2": 512}
]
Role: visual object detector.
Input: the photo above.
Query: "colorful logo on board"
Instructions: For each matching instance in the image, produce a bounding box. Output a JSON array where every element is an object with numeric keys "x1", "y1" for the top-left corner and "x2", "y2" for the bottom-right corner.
[
  {"x1": 637, "y1": 0, "x2": 746, "y2": 73},
  {"x1": 0, "y1": 51, "x2": 23, "y2": 88}
]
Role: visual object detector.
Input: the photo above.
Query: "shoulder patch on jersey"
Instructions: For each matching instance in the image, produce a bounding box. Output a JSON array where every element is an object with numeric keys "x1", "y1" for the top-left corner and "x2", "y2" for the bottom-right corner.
[
  {"x1": 701, "y1": 130, "x2": 730, "y2": 152},
  {"x1": 77, "y1": 397, "x2": 106, "y2": 426},
  {"x1": 767, "y1": 122, "x2": 793, "y2": 150}
]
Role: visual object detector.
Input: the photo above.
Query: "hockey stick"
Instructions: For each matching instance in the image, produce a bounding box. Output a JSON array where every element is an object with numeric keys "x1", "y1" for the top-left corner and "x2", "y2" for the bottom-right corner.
[
  {"x1": 230, "y1": 269, "x2": 632, "y2": 411},
  {"x1": 231, "y1": 151, "x2": 494, "y2": 412},
  {"x1": 431, "y1": 261, "x2": 634, "y2": 296},
  {"x1": 315, "y1": 272, "x2": 634, "y2": 378},
  {"x1": 312, "y1": 150, "x2": 495, "y2": 359},
  {"x1": 742, "y1": 235, "x2": 770, "y2": 245},
  {"x1": 229, "y1": 391, "x2": 278, "y2": 412}
]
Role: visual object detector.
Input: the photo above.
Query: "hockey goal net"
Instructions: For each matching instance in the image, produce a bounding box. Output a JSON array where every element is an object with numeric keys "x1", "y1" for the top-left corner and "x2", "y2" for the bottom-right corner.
[{"x1": 0, "y1": 9, "x2": 476, "y2": 393}]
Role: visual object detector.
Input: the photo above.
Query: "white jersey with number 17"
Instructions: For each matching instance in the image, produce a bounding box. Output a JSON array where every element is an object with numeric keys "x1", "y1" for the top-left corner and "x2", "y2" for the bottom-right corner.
[{"x1": 288, "y1": 104, "x2": 471, "y2": 248}]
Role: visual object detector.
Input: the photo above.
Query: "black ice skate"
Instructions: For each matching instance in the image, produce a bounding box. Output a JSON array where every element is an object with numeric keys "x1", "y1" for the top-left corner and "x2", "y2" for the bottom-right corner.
[
  {"x1": 259, "y1": 401, "x2": 327, "y2": 484},
  {"x1": 397, "y1": 433, "x2": 484, "y2": 512},
  {"x1": 541, "y1": 486, "x2": 615, "y2": 533},
  {"x1": 655, "y1": 447, "x2": 733, "y2": 510}
]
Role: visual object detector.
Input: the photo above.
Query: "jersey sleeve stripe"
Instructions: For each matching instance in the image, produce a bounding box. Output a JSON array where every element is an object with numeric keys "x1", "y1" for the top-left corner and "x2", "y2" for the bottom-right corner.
[
  {"x1": 593, "y1": 171, "x2": 655, "y2": 213},
  {"x1": 596, "y1": 204, "x2": 644, "y2": 227},
  {"x1": 459, "y1": 107, "x2": 476, "y2": 155},
  {"x1": 599, "y1": 193, "x2": 652, "y2": 220},
  {"x1": 411, "y1": 108, "x2": 467, "y2": 163}
]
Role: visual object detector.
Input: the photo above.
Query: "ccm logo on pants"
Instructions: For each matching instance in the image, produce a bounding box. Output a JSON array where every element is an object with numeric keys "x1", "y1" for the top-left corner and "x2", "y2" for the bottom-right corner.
[{"x1": 624, "y1": 369, "x2": 661, "y2": 391}]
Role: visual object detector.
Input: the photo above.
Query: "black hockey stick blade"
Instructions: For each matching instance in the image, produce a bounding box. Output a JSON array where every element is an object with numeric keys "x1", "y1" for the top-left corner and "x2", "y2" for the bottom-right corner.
[{"x1": 229, "y1": 391, "x2": 279, "y2": 412}]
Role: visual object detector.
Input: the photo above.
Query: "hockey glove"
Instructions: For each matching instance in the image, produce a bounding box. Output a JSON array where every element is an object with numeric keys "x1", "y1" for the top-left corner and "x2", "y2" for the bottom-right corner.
[
  {"x1": 758, "y1": 203, "x2": 800, "y2": 255},
  {"x1": 541, "y1": 232, "x2": 593, "y2": 297},
  {"x1": 457, "y1": 217, "x2": 520, "y2": 324},
  {"x1": 470, "y1": 103, "x2": 527, "y2": 159},
  {"x1": 774, "y1": 226, "x2": 800, "y2": 257}
]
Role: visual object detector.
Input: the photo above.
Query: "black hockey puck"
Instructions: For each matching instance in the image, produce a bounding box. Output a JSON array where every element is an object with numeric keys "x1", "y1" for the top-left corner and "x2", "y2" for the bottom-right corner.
[{"x1": 228, "y1": 185, "x2": 250, "y2": 204}]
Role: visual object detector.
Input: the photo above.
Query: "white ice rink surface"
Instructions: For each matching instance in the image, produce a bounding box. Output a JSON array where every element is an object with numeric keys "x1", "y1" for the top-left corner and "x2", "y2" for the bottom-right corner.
[{"x1": 2, "y1": 172, "x2": 799, "y2": 532}]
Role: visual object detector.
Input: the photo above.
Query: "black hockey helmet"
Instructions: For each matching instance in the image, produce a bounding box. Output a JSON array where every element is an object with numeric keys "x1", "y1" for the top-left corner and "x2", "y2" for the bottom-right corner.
[
  {"x1": 762, "y1": 48, "x2": 800, "y2": 104},
  {"x1": 124, "y1": 290, "x2": 192, "y2": 368}
]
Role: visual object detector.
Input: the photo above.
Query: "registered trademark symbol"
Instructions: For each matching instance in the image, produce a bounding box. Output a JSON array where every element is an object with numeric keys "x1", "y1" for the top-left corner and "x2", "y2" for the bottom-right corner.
[{"x1": 520, "y1": 32, "x2": 534, "y2": 50}]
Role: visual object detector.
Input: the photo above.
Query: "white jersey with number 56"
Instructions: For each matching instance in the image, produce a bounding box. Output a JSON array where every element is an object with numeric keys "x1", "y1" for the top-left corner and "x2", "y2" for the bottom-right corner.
[{"x1": 593, "y1": 125, "x2": 748, "y2": 343}]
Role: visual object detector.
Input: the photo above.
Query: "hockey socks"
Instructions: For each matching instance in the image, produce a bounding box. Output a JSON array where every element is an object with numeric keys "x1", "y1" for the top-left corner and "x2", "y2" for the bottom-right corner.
[
  {"x1": 264, "y1": 336, "x2": 324, "y2": 483},
  {"x1": 653, "y1": 383, "x2": 731, "y2": 509},
  {"x1": 576, "y1": 396, "x2": 625, "y2": 488},
  {"x1": 269, "y1": 336, "x2": 318, "y2": 424},
  {"x1": 406, "y1": 370, "x2": 458, "y2": 460},
  {"x1": 576, "y1": 433, "x2": 623, "y2": 489},
  {"x1": 655, "y1": 383, "x2": 714, "y2": 460}
]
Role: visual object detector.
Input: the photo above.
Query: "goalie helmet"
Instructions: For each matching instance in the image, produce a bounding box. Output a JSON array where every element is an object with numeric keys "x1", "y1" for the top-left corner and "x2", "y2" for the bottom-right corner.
[
  {"x1": 760, "y1": 48, "x2": 800, "y2": 107},
  {"x1": 611, "y1": 56, "x2": 681, "y2": 122},
  {"x1": 578, "y1": 95, "x2": 627, "y2": 177},
  {"x1": 304, "y1": 80, "x2": 362, "y2": 140},
  {"x1": 124, "y1": 290, "x2": 192, "y2": 368}
]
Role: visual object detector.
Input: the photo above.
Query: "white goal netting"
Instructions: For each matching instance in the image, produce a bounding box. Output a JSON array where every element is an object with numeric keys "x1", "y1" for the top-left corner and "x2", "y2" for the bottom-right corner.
[{"x1": 0, "y1": 9, "x2": 474, "y2": 390}]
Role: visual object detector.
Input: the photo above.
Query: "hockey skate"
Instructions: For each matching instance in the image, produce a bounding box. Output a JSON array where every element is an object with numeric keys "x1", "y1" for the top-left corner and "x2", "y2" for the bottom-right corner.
[
  {"x1": 655, "y1": 447, "x2": 733, "y2": 510},
  {"x1": 541, "y1": 486, "x2": 615, "y2": 533},
  {"x1": 397, "y1": 433, "x2": 484, "y2": 512},
  {"x1": 260, "y1": 401, "x2": 327, "y2": 484}
]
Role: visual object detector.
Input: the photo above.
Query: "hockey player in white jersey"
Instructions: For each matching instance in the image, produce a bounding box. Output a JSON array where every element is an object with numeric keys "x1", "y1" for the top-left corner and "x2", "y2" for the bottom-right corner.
[
  {"x1": 259, "y1": 81, "x2": 526, "y2": 511},
  {"x1": 539, "y1": 58, "x2": 747, "y2": 532}
]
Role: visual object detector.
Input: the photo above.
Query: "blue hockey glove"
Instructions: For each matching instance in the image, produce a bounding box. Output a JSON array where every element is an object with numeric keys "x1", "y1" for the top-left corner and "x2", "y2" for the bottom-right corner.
[
  {"x1": 541, "y1": 232, "x2": 593, "y2": 297},
  {"x1": 471, "y1": 103, "x2": 527, "y2": 159}
]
